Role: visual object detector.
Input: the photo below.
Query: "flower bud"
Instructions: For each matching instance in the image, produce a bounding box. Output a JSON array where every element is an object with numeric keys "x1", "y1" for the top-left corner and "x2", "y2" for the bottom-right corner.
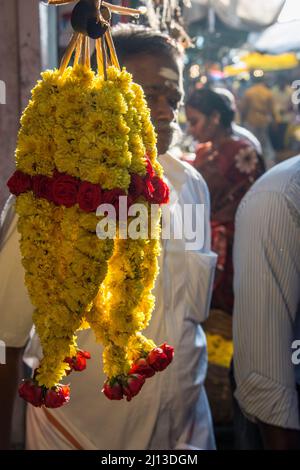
[
  {"x1": 44, "y1": 384, "x2": 70, "y2": 408},
  {"x1": 129, "y1": 358, "x2": 155, "y2": 378},
  {"x1": 102, "y1": 380, "x2": 124, "y2": 400},
  {"x1": 18, "y1": 379, "x2": 44, "y2": 407},
  {"x1": 123, "y1": 374, "x2": 145, "y2": 402},
  {"x1": 147, "y1": 347, "x2": 169, "y2": 372}
]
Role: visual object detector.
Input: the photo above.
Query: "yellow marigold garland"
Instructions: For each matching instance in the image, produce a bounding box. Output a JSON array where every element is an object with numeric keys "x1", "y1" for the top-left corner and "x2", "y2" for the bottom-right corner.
[{"x1": 8, "y1": 63, "x2": 173, "y2": 406}]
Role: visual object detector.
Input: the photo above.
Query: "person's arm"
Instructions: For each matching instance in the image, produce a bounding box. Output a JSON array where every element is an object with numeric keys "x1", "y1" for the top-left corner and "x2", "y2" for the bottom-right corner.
[
  {"x1": 184, "y1": 167, "x2": 217, "y2": 323},
  {"x1": 233, "y1": 191, "x2": 300, "y2": 449},
  {"x1": 0, "y1": 347, "x2": 23, "y2": 449}
]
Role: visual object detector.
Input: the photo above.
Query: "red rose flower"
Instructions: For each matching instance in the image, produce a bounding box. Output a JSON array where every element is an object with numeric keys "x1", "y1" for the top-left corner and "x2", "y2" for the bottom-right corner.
[
  {"x1": 52, "y1": 173, "x2": 79, "y2": 208},
  {"x1": 151, "y1": 176, "x2": 170, "y2": 204},
  {"x1": 77, "y1": 181, "x2": 102, "y2": 213},
  {"x1": 32, "y1": 175, "x2": 54, "y2": 201},
  {"x1": 142, "y1": 176, "x2": 155, "y2": 201},
  {"x1": 102, "y1": 188, "x2": 126, "y2": 215},
  {"x1": 129, "y1": 358, "x2": 155, "y2": 378},
  {"x1": 146, "y1": 157, "x2": 155, "y2": 178},
  {"x1": 129, "y1": 174, "x2": 144, "y2": 200},
  {"x1": 7, "y1": 171, "x2": 32, "y2": 196},
  {"x1": 160, "y1": 343, "x2": 174, "y2": 365},
  {"x1": 72, "y1": 354, "x2": 87, "y2": 371},
  {"x1": 102, "y1": 380, "x2": 124, "y2": 400},
  {"x1": 44, "y1": 384, "x2": 70, "y2": 408},
  {"x1": 65, "y1": 355, "x2": 86, "y2": 373},
  {"x1": 64, "y1": 350, "x2": 91, "y2": 373},
  {"x1": 78, "y1": 350, "x2": 91, "y2": 359},
  {"x1": 147, "y1": 347, "x2": 169, "y2": 372},
  {"x1": 18, "y1": 379, "x2": 44, "y2": 407},
  {"x1": 123, "y1": 374, "x2": 145, "y2": 402}
]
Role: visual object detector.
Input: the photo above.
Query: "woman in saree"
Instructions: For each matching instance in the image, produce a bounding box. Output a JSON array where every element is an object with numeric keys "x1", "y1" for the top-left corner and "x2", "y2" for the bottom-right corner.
[{"x1": 185, "y1": 88, "x2": 264, "y2": 446}]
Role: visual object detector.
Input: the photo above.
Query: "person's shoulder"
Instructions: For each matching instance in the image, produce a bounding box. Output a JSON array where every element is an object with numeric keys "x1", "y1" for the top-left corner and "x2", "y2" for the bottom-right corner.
[
  {"x1": 222, "y1": 136, "x2": 258, "y2": 157},
  {"x1": 231, "y1": 137, "x2": 252, "y2": 149},
  {"x1": 180, "y1": 155, "x2": 207, "y2": 183},
  {"x1": 164, "y1": 147, "x2": 207, "y2": 183},
  {"x1": 251, "y1": 156, "x2": 300, "y2": 194},
  {"x1": 162, "y1": 149, "x2": 210, "y2": 204},
  {"x1": 244, "y1": 86, "x2": 252, "y2": 95},
  {"x1": 245, "y1": 84, "x2": 258, "y2": 96},
  {"x1": 179, "y1": 159, "x2": 211, "y2": 205},
  {"x1": 237, "y1": 156, "x2": 300, "y2": 220},
  {"x1": 232, "y1": 123, "x2": 262, "y2": 154}
]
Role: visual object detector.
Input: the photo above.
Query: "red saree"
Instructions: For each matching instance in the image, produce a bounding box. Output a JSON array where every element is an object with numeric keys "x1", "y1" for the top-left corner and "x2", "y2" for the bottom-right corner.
[{"x1": 194, "y1": 138, "x2": 264, "y2": 314}]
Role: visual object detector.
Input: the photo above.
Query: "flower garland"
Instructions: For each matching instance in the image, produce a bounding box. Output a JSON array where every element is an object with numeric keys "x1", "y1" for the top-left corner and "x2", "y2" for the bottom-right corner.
[{"x1": 8, "y1": 64, "x2": 173, "y2": 406}]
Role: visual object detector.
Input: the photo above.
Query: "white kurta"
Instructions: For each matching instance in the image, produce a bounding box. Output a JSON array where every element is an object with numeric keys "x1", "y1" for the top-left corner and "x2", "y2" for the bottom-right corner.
[{"x1": 0, "y1": 150, "x2": 217, "y2": 450}]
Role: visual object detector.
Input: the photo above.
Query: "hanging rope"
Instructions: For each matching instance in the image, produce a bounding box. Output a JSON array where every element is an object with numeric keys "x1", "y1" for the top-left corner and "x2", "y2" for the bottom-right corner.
[{"x1": 52, "y1": 0, "x2": 143, "y2": 78}]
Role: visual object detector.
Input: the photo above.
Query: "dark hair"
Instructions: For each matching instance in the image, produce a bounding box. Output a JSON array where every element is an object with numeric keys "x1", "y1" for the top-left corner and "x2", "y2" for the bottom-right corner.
[
  {"x1": 112, "y1": 24, "x2": 183, "y2": 67},
  {"x1": 186, "y1": 88, "x2": 235, "y2": 129}
]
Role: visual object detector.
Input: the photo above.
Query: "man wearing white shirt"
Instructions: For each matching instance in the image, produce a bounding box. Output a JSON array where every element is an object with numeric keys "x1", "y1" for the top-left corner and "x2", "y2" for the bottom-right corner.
[
  {"x1": 0, "y1": 25, "x2": 217, "y2": 450},
  {"x1": 233, "y1": 156, "x2": 300, "y2": 449}
]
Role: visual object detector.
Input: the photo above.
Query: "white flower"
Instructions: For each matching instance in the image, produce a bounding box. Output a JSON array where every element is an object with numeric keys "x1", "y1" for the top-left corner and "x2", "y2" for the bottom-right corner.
[{"x1": 235, "y1": 147, "x2": 258, "y2": 174}]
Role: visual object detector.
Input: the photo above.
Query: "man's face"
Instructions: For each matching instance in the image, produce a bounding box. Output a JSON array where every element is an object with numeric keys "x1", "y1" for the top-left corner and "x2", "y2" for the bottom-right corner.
[{"x1": 123, "y1": 53, "x2": 183, "y2": 155}]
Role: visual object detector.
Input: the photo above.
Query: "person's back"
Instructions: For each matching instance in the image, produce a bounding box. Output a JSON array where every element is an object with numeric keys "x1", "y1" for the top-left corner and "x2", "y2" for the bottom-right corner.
[
  {"x1": 242, "y1": 82, "x2": 275, "y2": 129},
  {"x1": 233, "y1": 156, "x2": 300, "y2": 449},
  {"x1": 241, "y1": 81, "x2": 278, "y2": 169}
]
